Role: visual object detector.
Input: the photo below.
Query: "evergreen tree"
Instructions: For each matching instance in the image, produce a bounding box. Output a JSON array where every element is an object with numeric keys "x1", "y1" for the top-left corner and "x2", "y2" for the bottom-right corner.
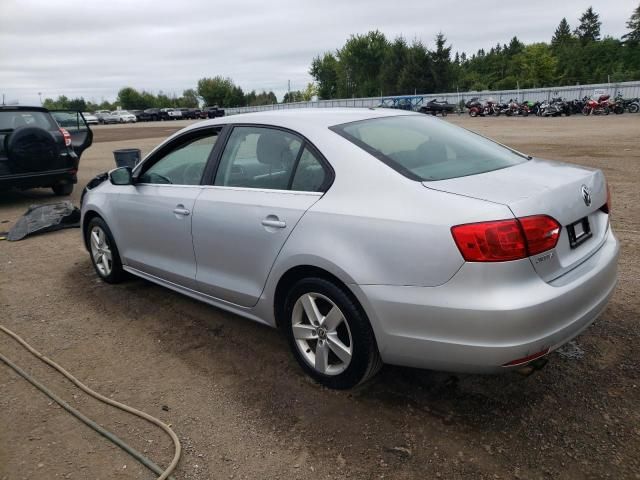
[
  {"x1": 552, "y1": 18, "x2": 573, "y2": 47},
  {"x1": 575, "y1": 7, "x2": 601, "y2": 43},
  {"x1": 380, "y1": 36, "x2": 408, "y2": 95},
  {"x1": 623, "y1": 3, "x2": 640, "y2": 43},
  {"x1": 431, "y1": 33, "x2": 452, "y2": 92}
]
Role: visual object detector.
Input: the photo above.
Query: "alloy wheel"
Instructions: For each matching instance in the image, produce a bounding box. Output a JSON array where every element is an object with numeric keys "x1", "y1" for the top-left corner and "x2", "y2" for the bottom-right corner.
[
  {"x1": 90, "y1": 226, "x2": 113, "y2": 277},
  {"x1": 291, "y1": 292, "x2": 353, "y2": 376}
]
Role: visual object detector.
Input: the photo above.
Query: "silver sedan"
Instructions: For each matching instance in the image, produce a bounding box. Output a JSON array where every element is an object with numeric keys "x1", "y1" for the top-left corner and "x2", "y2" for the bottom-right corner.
[{"x1": 81, "y1": 109, "x2": 619, "y2": 389}]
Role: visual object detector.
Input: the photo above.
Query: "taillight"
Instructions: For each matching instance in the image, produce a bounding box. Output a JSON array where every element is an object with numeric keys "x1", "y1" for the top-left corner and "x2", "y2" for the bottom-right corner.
[
  {"x1": 451, "y1": 215, "x2": 561, "y2": 262},
  {"x1": 60, "y1": 128, "x2": 72, "y2": 147},
  {"x1": 451, "y1": 219, "x2": 527, "y2": 262},
  {"x1": 600, "y1": 181, "x2": 611, "y2": 214},
  {"x1": 518, "y1": 215, "x2": 561, "y2": 256}
]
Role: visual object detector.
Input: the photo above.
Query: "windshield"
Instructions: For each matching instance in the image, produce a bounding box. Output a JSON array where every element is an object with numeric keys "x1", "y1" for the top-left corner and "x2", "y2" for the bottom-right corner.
[
  {"x1": 0, "y1": 111, "x2": 57, "y2": 131},
  {"x1": 330, "y1": 115, "x2": 528, "y2": 181}
]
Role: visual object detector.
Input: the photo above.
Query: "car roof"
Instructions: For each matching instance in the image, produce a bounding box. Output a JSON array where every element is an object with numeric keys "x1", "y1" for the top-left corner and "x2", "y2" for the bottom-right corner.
[{"x1": 186, "y1": 107, "x2": 419, "y2": 132}]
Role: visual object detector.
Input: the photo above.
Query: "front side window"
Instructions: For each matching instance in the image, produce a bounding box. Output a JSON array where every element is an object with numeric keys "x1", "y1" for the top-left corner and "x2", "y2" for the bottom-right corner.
[
  {"x1": 331, "y1": 115, "x2": 528, "y2": 181},
  {"x1": 214, "y1": 126, "x2": 302, "y2": 190},
  {"x1": 138, "y1": 131, "x2": 218, "y2": 185}
]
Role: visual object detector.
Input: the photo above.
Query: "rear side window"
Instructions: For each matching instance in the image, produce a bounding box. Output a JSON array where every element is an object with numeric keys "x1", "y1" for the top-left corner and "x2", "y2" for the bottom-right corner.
[
  {"x1": 330, "y1": 115, "x2": 528, "y2": 181},
  {"x1": 291, "y1": 147, "x2": 327, "y2": 192},
  {"x1": 0, "y1": 111, "x2": 57, "y2": 131}
]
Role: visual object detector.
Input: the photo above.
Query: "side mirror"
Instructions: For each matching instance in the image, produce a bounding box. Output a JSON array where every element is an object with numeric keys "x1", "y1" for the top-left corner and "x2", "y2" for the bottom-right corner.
[{"x1": 109, "y1": 167, "x2": 133, "y2": 186}]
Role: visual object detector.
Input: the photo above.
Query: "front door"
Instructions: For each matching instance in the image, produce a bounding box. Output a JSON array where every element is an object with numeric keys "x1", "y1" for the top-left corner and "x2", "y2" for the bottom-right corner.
[
  {"x1": 112, "y1": 128, "x2": 221, "y2": 289},
  {"x1": 192, "y1": 126, "x2": 332, "y2": 307}
]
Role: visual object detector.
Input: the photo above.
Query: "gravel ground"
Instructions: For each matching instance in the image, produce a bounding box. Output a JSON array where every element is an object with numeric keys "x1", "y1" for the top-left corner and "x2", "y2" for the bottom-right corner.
[{"x1": 0, "y1": 115, "x2": 638, "y2": 480}]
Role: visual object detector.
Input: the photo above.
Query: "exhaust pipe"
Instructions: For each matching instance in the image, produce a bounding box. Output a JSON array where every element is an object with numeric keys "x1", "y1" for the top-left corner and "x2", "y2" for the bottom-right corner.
[{"x1": 515, "y1": 358, "x2": 549, "y2": 377}]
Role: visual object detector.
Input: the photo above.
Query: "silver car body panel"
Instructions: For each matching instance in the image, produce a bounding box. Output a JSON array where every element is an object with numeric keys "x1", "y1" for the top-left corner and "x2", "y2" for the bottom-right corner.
[
  {"x1": 424, "y1": 158, "x2": 609, "y2": 282},
  {"x1": 82, "y1": 108, "x2": 619, "y2": 373}
]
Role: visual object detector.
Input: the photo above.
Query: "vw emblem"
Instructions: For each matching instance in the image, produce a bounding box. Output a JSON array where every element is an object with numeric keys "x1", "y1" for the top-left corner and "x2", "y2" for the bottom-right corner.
[{"x1": 581, "y1": 184, "x2": 592, "y2": 207}]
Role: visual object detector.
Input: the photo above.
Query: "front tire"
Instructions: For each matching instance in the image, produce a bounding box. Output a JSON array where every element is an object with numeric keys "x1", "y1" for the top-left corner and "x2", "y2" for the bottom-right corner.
[
  {"x1": 283, "y1": 277, "x2": 382, "y2": 389},
  {"x1": 86, "y1": 217, "x2": 125, "y2": 284}
]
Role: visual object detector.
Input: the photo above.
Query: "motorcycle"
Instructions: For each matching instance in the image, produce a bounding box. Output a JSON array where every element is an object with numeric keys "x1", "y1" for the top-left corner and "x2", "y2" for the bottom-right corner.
[
  {"x1": 503, "y1": 99, "x2": 529, "y2": 116},
  {"x1": 537, "y1": 99, "x2": 564, "y2": 117},
  {"x1": 465, "y1": 97, "x2": 484, "y2": 117},
  {"x1": 523, "y1": 100, "x2": 541, "y2": 116},
  {"x1": 483, "y1": 99, "x2": 501, "y2": 116},
  {"x1": 615, "y1": 93, "x2": 640, "y2": 113},
  {"x1": 552, "y1": 97, "x2": 571, "y2": 116},
  {"x1": 567, "y1": 98, "x2": 586, "y2": 115},
  {"x1": 611, "y1": 93, "x2": 625, "y2": 115},
  {"x1": 627, "y1": 98, "x2": 640, "y2": 113},
  {"x1": 582, "y1": 95, "x2": 610, "y2": 115}
]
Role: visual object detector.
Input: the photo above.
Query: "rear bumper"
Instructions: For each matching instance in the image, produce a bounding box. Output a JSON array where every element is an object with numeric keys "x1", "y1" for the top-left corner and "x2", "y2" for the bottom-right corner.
[{"x1": 354, "y1": 228, "x2": 619, "y2": 373}]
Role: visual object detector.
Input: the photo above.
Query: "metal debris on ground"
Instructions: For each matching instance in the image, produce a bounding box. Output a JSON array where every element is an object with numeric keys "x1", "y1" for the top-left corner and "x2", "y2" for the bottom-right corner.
[{"x1": 7, "y1": 201, "x2": 80, "y2": 241}]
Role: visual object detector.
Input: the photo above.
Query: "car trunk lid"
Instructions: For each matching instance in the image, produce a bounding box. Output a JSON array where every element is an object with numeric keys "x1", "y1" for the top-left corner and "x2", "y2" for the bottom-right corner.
[{"x1": 424, "y1": 158, "x2": 609, "y2": 282}]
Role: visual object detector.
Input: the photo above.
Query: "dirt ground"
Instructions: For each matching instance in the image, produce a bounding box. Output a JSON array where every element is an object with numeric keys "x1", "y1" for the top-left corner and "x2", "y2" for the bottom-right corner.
[{"x1": 0, "y1": 115, "x2": 638, "y2": 480}]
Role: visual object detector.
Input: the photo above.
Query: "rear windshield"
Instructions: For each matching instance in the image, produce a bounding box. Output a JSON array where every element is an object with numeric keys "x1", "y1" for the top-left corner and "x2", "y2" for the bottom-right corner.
[
  {"x1": 0, "y1": 111, "x2": 57, "y2": 131},
  {"x1": 330, "y1": 115, "x2": 528, "y2": 181}
]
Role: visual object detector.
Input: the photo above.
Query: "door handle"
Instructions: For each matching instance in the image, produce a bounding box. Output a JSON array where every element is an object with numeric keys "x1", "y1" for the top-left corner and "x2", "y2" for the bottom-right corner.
[
  {"x1": 261, "y1": 217, "x2": 286, "y2": 229},
  {"x1": 173, "y1": 206, "x2": 191, "y2": 216}
]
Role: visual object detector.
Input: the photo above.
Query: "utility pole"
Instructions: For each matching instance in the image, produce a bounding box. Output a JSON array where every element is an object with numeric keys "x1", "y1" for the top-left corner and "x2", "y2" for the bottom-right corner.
[
  {"x1": 1, "y1": 93, "x2": 4, "y2": 106},
  {"x1": 38, "y1": 92, "x2": 42, "y2": 105},
  {"x1": 288, "y1": 80, "x2": 291, "y2": 103}
]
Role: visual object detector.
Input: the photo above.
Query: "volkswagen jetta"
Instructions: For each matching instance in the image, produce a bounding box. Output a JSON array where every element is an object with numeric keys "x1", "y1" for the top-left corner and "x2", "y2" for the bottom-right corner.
[{"x1": 81, "y1": 109, "x2": 618, "y2": 389}]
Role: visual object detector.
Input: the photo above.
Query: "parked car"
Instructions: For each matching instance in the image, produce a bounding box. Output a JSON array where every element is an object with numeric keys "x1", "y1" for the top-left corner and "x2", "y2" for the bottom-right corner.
[
  {"x1": 83, "y1": 112, "x2": 99, "y2": 125},
  {"x1": 138, "y1": 108, "x2": 161, "y2": 122},
  {"x1": 81, "y1": 109, "x2": 618, "y2": 389},
  {"x1": 204, "y1": 106, "x2": 225, "y2": 118},
  {"x1": 178, "y1": 108, "x2": 202, "y2": 120},
  {"x1": 0, "y1": 106, "x2": 92, "y2": 195},
  {"x1": 111, "y1": 110, "x2": 137, "y2": 123},
  {"x1": 160, "y1": 108, "x2": 182, "y2": 120},
  {"x1": 96, "y1": 111, "x2": 119, "y2": 124},
  {"x1": 129, "y1": 110, "x2": 144, "y2": 121}
]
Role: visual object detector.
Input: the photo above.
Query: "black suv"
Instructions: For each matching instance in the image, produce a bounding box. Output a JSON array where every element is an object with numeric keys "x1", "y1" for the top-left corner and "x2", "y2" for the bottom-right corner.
[{"x1": 0, "y1": 107, "x2": 92, "y2": 196}]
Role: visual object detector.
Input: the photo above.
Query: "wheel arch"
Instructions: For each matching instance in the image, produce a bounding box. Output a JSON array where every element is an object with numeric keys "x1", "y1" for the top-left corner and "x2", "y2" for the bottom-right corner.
[
  {"x1": 81, "y1": 209, "x2": 102, "y2": 251},
  {"x1": 273, "y1": 265, "x2": 365, "y2": 331}
]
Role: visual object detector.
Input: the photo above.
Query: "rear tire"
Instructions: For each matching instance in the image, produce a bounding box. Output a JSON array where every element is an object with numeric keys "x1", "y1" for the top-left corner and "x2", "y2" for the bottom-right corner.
[
  {"x1": 85, "y1": 217, "x2": 125, "y2": 284},
  {"x1": 283, "y1": 277, "x2": 382, "y2": 389},
  {"x1": 52, "y1": 183, "x2": 73, "y2": 196}
]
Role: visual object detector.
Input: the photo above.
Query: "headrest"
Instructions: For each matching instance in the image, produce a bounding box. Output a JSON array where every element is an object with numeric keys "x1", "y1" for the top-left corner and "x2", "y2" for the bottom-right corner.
[{"x1": 256, "y1": 131, "x2": 293, "y2": 167}]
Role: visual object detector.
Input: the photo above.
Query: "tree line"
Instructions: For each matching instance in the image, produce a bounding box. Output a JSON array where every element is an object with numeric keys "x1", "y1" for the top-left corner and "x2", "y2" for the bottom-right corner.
[
  {"x1": 42, "y1": 78, "x2": 286, "y2": 111},
  {"x1": 40, "y1": 4, "x2": 640, "y2": 111},
  {"x1": 310, "y1": 5, "x2": 640, "y2": 99}
]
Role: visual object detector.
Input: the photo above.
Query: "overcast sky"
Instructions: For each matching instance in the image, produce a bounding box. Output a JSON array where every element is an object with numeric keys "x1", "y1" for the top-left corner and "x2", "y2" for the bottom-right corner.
[{"x1": 0, "y1": 0, "x2": 635, "y2": 105}]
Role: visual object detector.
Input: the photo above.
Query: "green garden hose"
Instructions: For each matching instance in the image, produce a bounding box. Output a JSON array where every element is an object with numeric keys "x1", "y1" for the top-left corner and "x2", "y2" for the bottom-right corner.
[{"x1": 0, "y1": 324, "x2": 181, "y2": 479}]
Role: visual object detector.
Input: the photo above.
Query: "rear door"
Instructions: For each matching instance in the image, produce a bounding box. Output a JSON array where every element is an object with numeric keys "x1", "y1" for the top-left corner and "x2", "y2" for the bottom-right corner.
[
  {"x1": 50, "y1": 111, "x2": 93, "y2": 158},
  {"x1": 192, "y1": 125, "x2": 332, "y2": 307}
]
